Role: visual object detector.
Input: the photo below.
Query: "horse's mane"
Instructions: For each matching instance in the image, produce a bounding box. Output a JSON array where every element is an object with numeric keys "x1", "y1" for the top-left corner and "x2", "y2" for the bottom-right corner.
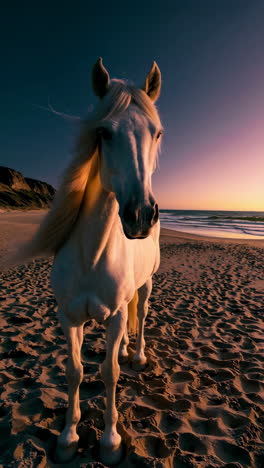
[{"x1": 16, "y1": 80, "x2": 162, "y2": 263}]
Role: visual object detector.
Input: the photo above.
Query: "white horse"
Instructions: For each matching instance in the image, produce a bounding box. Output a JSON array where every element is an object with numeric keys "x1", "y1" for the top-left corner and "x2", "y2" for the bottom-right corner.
[{"x1": 21, "y1": 58, "x2": 163, "y2": 464}]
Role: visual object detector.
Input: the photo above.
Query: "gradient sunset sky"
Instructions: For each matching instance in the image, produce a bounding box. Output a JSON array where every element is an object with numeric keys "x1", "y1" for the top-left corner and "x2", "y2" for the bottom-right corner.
[{"x1": 1, "y1": 1, "x2": 264, "y2": 210}]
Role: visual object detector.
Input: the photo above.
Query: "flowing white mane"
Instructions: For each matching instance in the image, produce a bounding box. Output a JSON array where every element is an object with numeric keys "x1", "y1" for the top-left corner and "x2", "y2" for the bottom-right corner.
[{"x1": 20, "y1": 80, "x2": 162, "y2": 260}]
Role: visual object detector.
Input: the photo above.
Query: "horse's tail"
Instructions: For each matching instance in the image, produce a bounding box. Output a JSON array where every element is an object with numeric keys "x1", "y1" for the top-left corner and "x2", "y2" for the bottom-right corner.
[{"x1": 127, "y1": 290, "x2": 138, "y2": 334}]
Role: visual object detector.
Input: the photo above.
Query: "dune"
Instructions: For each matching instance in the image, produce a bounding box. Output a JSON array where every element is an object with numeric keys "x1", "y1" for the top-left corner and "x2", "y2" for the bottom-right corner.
[
  {"x1": 0, "y1": 212, "x2": 264, "y2": 467},
  {"x1": 0, "y1": 166, "x2": 55, "y2": 210}
]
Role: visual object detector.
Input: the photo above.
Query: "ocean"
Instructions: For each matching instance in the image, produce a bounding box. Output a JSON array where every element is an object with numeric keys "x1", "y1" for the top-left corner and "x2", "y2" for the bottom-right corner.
[{"x1": 159, "y1": 210, "x2": 264, "y2": 239}]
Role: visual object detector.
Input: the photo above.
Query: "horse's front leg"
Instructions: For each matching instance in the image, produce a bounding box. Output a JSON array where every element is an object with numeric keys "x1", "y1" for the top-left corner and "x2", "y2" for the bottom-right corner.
[
  {"x1": 100, "y1": 305, "x2": 127, "y2": 465},
  {"x1": 133, "y1": 278, "x2": 152, "y2": 369},
  {"x1": 56, "y1": 310, "x2": 84, "y2": 462}
]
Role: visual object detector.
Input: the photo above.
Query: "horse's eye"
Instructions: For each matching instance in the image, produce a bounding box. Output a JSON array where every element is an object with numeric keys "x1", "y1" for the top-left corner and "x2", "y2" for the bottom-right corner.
[
  {"x1": 156, "y1": 130, "x2": 163, "y2": 140},
  {"x1": 97, "y1": 127, "x2": 112, "y2": 141}
]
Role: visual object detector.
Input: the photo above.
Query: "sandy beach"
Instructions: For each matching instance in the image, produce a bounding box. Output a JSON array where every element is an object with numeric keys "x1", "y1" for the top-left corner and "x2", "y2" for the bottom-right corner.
[{"x1": 0, "y1": 211, "x2": 264, "y2": 467}]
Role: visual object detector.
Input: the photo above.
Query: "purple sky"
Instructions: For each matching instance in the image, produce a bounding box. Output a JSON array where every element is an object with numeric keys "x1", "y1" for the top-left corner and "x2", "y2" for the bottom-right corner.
[{"x1": 1, "y1": 1, "x2": 264, "y2": 209}]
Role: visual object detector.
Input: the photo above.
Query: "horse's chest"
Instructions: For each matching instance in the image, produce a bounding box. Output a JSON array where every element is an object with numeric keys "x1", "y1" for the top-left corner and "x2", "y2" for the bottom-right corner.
[
  {"x1": 84, "y1": 257, "x2": 133, "y2": 303},
  {"x1": 51, "y1": 245, "x2": 134, "y2": 324},
  {"x1": 51, "y1": 225, "x2": 158, "y2": 325}
]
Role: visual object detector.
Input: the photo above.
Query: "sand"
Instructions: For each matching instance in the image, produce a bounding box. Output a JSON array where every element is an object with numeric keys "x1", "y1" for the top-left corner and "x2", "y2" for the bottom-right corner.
[{"x1": 0, "y1": 212, "x2": 264, "y2": 467}]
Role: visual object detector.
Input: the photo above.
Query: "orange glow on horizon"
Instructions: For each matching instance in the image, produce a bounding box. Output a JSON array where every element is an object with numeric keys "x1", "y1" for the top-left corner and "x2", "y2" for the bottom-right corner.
[{"x1": 154, "y1": 113, "x2": 264, "y2": 212}]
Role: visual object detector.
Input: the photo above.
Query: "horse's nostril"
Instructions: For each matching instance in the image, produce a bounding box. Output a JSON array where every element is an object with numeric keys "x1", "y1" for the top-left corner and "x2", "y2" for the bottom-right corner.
[
  {"x1": 123, "y1": 203, "x2": 137, "y2": 225},
  {"x1": 153, "y1": 203, "x2": 159, "y2": 223},
  {"x1": 122, "y1": 202, "x2": 158, "y2": 232}
]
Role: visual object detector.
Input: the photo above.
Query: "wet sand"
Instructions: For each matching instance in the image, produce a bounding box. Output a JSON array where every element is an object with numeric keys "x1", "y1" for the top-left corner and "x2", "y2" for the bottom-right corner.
[{"x1": 0, "y1": 212, "x2": 264, "y2": 467}]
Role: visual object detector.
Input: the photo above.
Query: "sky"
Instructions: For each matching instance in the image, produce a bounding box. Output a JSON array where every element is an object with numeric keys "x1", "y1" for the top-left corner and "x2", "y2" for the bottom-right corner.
[{"x1": 1, "y1": 0, "x2": 264, "y2": 210}]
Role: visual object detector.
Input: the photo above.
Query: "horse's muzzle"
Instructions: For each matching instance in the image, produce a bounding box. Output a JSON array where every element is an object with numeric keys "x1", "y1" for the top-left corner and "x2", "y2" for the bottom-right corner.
[{"x1": 121, "y1": 202, "x2": 159, "y2": 239}]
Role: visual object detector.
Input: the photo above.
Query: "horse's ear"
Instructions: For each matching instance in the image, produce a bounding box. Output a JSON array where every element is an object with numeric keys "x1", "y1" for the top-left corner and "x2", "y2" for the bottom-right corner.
[
  {"x1": 143, "y1": 62, "x2": 161, "y2": 102},
  {"x1": 92, "y1": 58, "x2": 110, "y2": 98}
]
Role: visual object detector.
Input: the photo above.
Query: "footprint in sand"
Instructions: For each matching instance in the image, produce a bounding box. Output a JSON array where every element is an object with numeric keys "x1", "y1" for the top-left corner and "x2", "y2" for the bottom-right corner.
[
  {"x1": 174, "y1": 399, "x2": 192, "y2": 412},
  {"x1": 133, "y1": 434, "x2": 171, "y2": 459},
  {"x1": 214, "y1": 439, "x2": 251, "y2": 465},
  {"x1": 221, "y1": 410, "x2": 251, "y2": 429},
  {"x1": 179, "y1": 432, "x2": 208, "y2": 455},
  {"x1": 158, "y1": 411, "x2": 182, "y2": 433},
  {"x1": 190, "y1": 417, "x2": 225, "y2": 436},
  {"x1": 171, "y1": 371, "x2": 194, "y2": 383}
]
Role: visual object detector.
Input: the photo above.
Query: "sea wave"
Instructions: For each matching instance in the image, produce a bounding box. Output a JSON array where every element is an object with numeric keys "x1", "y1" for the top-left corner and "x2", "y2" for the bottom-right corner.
[
  {"x1": 209, "y1": 215, "x2": 264, "y2": 222},
  {"x1": 159, "y1": 210, "x2": 264, "y2": 239}
]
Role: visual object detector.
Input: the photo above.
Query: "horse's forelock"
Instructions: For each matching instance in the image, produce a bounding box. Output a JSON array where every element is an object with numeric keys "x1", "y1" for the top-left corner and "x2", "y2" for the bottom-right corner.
[{"x1": 86, "y1": 80, "x2": 161, "y2": 131}]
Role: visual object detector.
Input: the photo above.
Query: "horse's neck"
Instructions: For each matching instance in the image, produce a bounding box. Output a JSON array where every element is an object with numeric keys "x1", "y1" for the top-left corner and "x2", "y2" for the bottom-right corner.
[{"x1": 74, "y1": 161, "x2": 119, "y2": 265}]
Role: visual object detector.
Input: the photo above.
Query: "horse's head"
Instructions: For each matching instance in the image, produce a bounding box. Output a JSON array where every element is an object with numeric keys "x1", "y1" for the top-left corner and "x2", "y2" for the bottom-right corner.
[{"x1": 92, "y1": 58, "x2": 162, "y2": 239}]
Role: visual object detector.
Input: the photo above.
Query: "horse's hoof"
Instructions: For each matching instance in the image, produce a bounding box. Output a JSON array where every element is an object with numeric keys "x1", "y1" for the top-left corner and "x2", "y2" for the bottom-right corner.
[
  {"x1": 132, "y1": 359, "x2": 147, "y2": 371},
  {"x1": 55, "y1": 440, "x2": 78, "y2": 463},
  {"x1": 99, "y1": 442, "x2": 123, "y2": 466}
]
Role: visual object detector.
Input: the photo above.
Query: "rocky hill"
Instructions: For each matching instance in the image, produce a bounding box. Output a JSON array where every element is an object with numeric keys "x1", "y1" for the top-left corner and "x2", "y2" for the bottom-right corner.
[{"x1": 0, "y1": 166, "x2": 56, "y2": 209}]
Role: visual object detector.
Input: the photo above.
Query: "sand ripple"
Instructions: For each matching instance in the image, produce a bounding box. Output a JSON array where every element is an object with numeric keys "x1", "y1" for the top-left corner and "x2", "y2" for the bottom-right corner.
[{"x1": 0, "y1": 237, "x2": 264, "y2": 467}]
